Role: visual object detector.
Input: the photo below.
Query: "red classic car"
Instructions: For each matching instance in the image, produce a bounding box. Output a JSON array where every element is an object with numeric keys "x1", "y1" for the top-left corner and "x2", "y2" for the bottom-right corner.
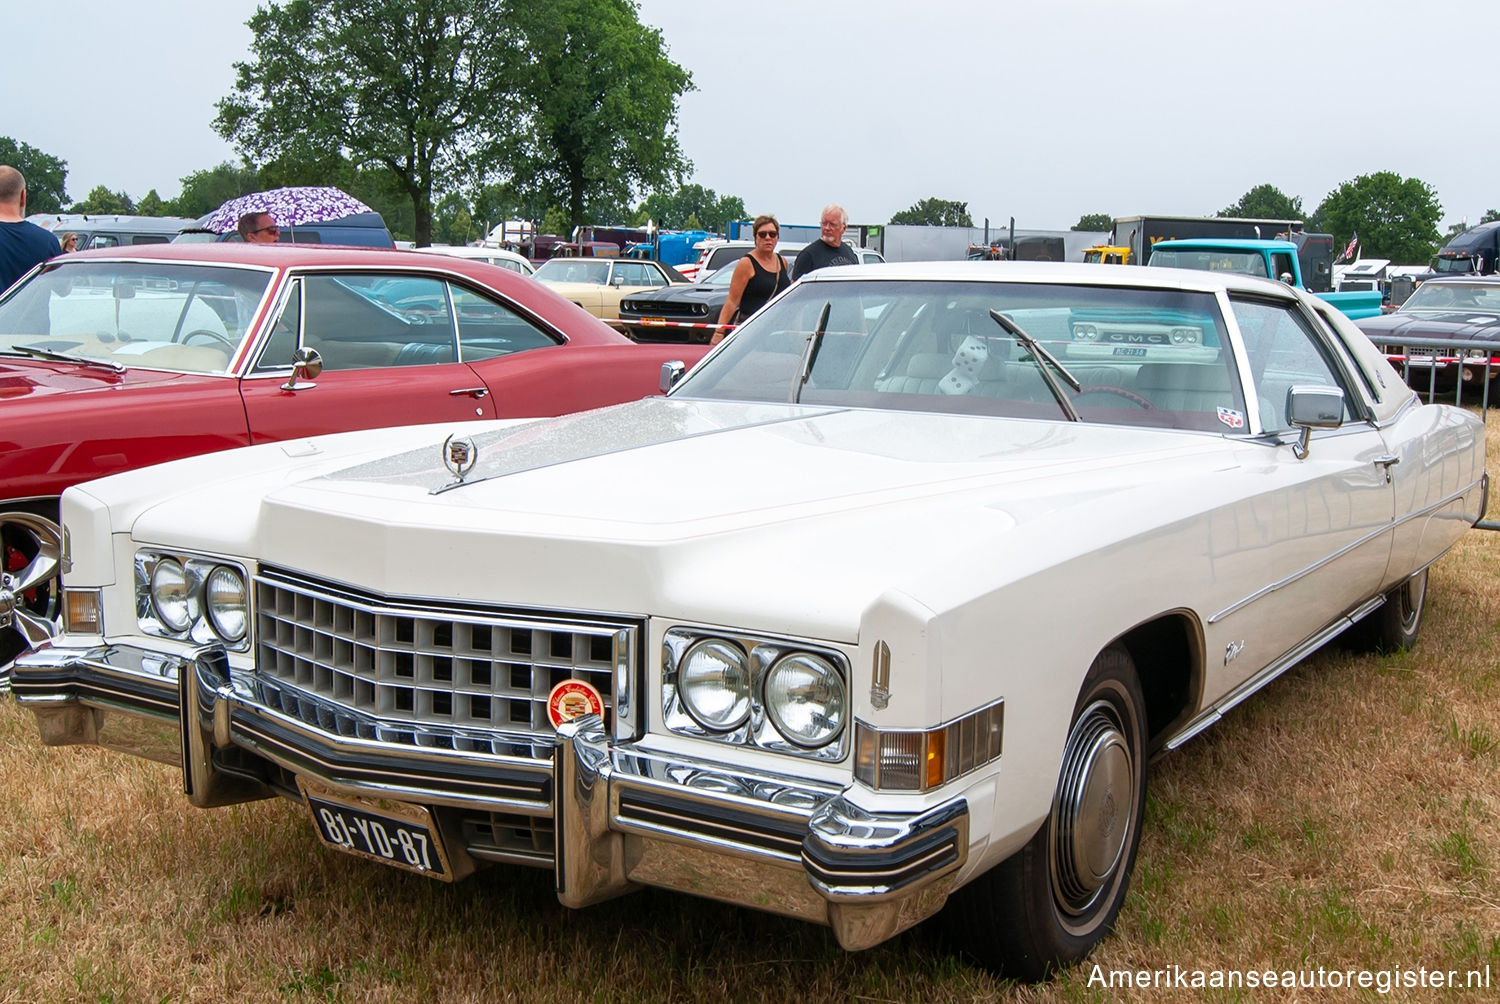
[{"x1": 0, "y1": 243, "x2": 707, "y2": 673}]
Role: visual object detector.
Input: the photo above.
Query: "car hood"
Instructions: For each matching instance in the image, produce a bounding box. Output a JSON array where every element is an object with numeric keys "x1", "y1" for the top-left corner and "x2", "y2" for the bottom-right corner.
[
  {"x1": 1358, "y1": 309, "x2": 1500, "y2": 338},
  {"x1": 99, "y1": 398, "x2": 1248, "y2": 639},
  {"x1": 0, "y1": 356, "x2": 213, "y2": 400},
  {"x1": 624, "y1": 284, "x2": 726, "y2": 306}
]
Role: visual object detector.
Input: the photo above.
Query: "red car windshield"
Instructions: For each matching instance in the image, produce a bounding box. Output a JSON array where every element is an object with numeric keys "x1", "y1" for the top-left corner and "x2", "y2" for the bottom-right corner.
[{"x1": 0, "y1": 260, "x2": 272, "y2": 375}]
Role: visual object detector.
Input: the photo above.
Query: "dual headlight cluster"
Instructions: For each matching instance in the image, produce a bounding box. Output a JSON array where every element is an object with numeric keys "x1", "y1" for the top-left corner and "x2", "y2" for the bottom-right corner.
[
  {"x1": 662, "y1": 628, "x2": 848, "y2": 761},
  {"x1": 134, "y1": 550, "x2": 250, "y2": 650}
]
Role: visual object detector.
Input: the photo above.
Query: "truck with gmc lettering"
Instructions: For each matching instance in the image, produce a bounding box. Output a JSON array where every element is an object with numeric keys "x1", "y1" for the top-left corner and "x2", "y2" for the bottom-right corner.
[{"x1": 1147, "y1": 237, "x2": 1385, "y2": 319}]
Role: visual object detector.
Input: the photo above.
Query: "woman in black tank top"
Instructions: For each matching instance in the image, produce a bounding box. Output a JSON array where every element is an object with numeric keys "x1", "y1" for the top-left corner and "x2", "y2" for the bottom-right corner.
[{"x1": 714, "y1": 214, "x2": 789, "y2": 344}]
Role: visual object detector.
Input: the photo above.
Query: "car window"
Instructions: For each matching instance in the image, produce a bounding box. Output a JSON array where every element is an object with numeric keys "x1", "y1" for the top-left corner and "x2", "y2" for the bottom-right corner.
[
  {"x1": 0, "y1": 260, "x2": 269, "y2": 375},
  {"x1": 451, "y1": 284, "x2": 561, "y2": 359},
  {"x1": 252, "y1": 280, "x2": 302, "y2": 372},
  {"x1": 616, "y1": 262, "x2": 658, "y2": 286},
  {"x1": 535, "y1": 260, "x2": 609, "y2": 284},
  {"x1": 705, "y1": 246, "x2": 750, "y2": 272},
  {"x1": 1228, "y1": 297, "x2": 1351, "y2": 430},
  {"x1": 297, "y1": 274, "x2": 457, "y2": 371}
]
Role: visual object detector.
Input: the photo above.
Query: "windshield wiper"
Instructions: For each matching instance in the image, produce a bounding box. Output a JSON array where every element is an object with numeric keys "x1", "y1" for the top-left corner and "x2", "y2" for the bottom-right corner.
[
  {"x1": 988, "y1": 309, "x2": 1080, "y2": 421},
  {"x1": 790, "y1": 301, "x2": 832, "y2": 404},
  {"x1": 5, "y1": 344, "x2": 125, "y2": 374}
]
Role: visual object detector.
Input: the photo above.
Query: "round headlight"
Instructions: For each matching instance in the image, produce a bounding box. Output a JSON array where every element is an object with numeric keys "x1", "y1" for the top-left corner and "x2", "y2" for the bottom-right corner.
[
  {"x1": 149, "y1": 558, "x2": 192, "y2": 632},
  {"x1": 204, "y1": 565, "x2": 248, "y2": 642},
  {"x1": 1074, "y1": 323, "x2": 1098, "y2": 341},
  {"x1": 677, "y1": 638, "x2": 751, "y2": 731},
  {"x1": 764, "y1": 652, "x2": 846, "y2": 747}
]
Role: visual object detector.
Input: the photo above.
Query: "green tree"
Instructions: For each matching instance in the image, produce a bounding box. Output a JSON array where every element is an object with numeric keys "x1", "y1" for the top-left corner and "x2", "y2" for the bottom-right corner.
[
  {"x1": 168, "y1": 161, "x2": 263, "y2": 218},
  {"x1": 0, "y1": 136, "x2": 69, "y2": 213},
  {"x1": 1072, "y1": 213, "x2": 1112, "y2": 232},
  {"x1": 1309, "y1": 172, "x2": 1443, "y2": 264},
  {"x1": 507, "y1": 0, "x2": 693, "y2": 229},
  {"x1": 1219, "y1": 184, "x2": 1303, "y2": 221},
  {"x1": 136, "y1": 189, "x2": 166, "y2": 217},
  {"x1": 69, "y1": 185, "x2": 135, "y2": 215},
  {"x1": 216, "y1": 0, "x2": 518, "y2": 246},
  {"x1": 638, "y1": 183, "x2": 745, "y2": 233},
  {"x1": 889, "y1": 197, "x2": 973, "y2": 227}
]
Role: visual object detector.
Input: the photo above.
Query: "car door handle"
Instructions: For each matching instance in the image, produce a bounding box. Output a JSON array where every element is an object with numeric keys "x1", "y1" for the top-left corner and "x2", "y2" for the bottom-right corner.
[
  {"x1": 1374, "y1": 454, "x2": 1400, "y2": 483},
  {"x1": 449, "y1": 387, "x2": 489, "y2": 399}
]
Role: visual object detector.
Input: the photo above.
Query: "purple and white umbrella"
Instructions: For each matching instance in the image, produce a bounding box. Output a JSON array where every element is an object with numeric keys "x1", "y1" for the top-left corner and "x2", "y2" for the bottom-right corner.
[{"x1": 201, "y1": 186, "x2": 375, "y2": 234}]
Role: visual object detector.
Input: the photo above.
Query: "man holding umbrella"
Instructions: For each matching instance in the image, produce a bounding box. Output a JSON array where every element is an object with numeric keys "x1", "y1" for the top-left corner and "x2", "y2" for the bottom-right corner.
[{"x1": 237, "y1": 211, "x2": 280, "y2": 243}]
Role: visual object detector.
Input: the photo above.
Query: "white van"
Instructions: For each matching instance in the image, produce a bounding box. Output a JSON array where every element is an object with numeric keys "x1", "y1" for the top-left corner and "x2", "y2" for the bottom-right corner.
[{"x1": 28, "y1": 213, "x2": 195, "y2": 249}]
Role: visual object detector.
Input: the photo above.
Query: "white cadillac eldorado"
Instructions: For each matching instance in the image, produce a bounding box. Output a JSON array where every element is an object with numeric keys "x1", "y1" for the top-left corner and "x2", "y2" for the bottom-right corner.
[{"x1": 8, "y1": 262, "x2": 1488, "y2": 979}]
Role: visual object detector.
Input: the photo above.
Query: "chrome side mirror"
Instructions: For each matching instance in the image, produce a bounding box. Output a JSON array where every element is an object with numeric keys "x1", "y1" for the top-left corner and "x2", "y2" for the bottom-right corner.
[
  {"x1": 659, "y1": 359, "x2": 685, "y2": 394},
  {"x1": 281, "y1": 346, "x2": 324, "y2": 391},
  {"x1": 1287, "y1": 384, "x2": 1344, "y2": 459}
]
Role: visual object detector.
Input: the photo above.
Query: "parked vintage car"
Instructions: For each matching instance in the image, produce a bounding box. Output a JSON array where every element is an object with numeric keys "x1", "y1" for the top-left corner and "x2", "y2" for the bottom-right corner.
[
  {"x1": 10, "y1": 262, "x2": 1487, "y2": 979},
  {"x1": 411, "y1": 244, "x2": 536, "y2": 276},
  {"x1": 617, "y1": 245, "x2": 799, "y2": 342},
  {"x1": 1356, "y1": 276, "x2": 1500, "y2": 388},
  {"x1": 0, "y1": 243, "x2": 707, "y2": 674},
  {"x1": 532, "y1": 256, "x2": 689, "y2": 320}
]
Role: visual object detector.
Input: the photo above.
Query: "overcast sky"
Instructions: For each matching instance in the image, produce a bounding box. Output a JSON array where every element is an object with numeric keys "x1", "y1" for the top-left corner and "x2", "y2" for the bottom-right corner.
[{"x1": 8, "y1": 1, "x2": 1493, "y2": 233}]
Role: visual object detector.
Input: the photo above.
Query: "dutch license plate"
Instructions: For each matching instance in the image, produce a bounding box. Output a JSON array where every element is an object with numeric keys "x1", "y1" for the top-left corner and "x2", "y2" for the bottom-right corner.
[
  {"x1": 641, "y1": 316, "x2": 666, "y2": 325},
  {"x1": 297, "y1": 777, "x2": 451, "y2": 879}
]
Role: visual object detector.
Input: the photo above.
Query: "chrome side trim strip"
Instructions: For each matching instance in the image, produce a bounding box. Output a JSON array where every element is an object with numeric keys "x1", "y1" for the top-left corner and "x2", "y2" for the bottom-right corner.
[
  {"x1": 1209, "y1": 477, "x2": 1482, "y2": 624},
  {"x1": 1164, "y1": 600, "x2": 1381, "y2": 752}
]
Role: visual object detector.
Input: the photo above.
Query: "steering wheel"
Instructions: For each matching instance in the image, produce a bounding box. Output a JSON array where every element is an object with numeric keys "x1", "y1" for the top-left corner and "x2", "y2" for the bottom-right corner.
[
  {"x1": 1076, "y1": 384, "x2": 1155, "y2": 409},
  {"x1": 182, "y1": 329, "x2": 236, "y2": 353}
]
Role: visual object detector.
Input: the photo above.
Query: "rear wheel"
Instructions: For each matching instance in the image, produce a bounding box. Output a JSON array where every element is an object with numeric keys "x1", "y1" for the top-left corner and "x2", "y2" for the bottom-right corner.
[
  {"x1": 1344, "y1": 568, "x2": 1427, "y2": 654},
  {"x1": 942, "y1": 645, "x2": 1146, "y2": 980}
]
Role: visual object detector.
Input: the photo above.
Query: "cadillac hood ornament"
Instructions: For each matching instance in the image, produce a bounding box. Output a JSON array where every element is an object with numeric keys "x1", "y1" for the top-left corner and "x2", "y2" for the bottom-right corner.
[{"x1": 441, "y1": 434, "x2": 479, "y2": 484}]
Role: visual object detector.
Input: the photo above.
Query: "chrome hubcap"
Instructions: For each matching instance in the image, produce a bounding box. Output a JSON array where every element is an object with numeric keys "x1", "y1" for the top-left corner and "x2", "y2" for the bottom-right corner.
[
  {"x1": 1398, "y1": 571, "x2": 1427, "y2": 631},
  {"x1": 1051, "y1": 697, "x2": 1135, "y2": 918},
  {"x1": 0, "y1": 512, "x2": 63, "y2": 679}
]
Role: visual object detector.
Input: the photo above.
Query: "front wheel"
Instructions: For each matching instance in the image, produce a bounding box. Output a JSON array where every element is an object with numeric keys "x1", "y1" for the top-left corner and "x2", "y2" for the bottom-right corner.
[
  {"x1": 1, "y1": 507, "x2": 64, "y2": 685},
  {"x1": 942, "y1": 645, "x2": 1147, "y2": 980}
]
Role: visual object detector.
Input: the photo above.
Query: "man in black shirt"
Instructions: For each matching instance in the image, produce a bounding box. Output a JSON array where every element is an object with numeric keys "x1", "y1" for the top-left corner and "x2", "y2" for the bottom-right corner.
[
  {"x1": 792, "y1": 203, "x2": 860, "y2": 280},
  {"x1": 0, "y1": 166, "x2": 62, "y2": 292}
]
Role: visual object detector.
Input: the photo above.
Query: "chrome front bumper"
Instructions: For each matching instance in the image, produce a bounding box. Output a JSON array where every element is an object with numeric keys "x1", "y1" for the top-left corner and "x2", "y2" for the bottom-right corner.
[{"x1": 13, "y1": 642, "x2": 969, "y2": 950}]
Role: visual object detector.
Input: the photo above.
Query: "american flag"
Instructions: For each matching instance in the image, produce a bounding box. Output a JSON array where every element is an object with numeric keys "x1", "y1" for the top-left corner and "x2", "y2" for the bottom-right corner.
[{"x1": 1337, "y1": 232, "x2": 1359, "y2": 263}]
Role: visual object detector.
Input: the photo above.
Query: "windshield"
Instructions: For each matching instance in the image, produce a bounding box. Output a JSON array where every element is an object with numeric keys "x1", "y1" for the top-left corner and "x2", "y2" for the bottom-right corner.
[
  {"x1": 1148, "y1": 249, "x2": 1269, "y2": 277},
  {"x1": 534, "y1": 259, "x2": 610, "y2": 284},
  {"x1": 1402, "y1": 281, "x2": 1500, "y2": 312},
  {"x1": 673, "y1": 278, "x2": 1244, "y2": 432},
  {"x1": 1431, "y1": 255, "x2": 1476, "y2": 274},
  {"x1": 0, "y1": 260, "x2": 272, "y2": 374}
]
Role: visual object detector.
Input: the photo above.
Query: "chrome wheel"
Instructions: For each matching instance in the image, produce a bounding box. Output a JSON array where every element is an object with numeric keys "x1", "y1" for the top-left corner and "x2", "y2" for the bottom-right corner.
[
  {"x1": 1049, "y1": 695, "x2": 1137, "y2": 927},
  {"x1": 1, "y1": 511, "x2": 63, "y2": 683}
]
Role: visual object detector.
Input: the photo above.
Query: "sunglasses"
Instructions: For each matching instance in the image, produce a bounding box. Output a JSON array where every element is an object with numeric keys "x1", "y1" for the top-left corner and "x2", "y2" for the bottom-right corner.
[
  {"x1": 253, "y1": 225, "x2": 280, "y2": 234},
  {"x1": 756, "y1": 230, "x2": 778, "y2": 239}
]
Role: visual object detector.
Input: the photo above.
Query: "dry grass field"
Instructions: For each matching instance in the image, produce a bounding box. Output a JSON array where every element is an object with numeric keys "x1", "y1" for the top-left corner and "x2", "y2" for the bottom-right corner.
[{"x1": 4, "y1": 416, "x2": 1499, "y2": 1003}]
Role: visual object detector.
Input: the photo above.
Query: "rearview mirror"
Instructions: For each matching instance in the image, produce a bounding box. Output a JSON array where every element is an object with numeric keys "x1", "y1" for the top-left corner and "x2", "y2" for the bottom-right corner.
[
  {"x1": 281, "y1": 346, "x2": 324, "y2": 392},
  {"x1": 659, "y1": 360, "x2": 685, "y2": 394},
  {"x1": 1287, "y1": 384, "x2": 1344, "y2": 459}
]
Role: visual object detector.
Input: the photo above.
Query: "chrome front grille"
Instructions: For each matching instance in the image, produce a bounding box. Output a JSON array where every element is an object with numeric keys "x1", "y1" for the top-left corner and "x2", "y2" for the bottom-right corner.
[{"x1": 252, "y1": 569, "x2": 637, "y2": 758}]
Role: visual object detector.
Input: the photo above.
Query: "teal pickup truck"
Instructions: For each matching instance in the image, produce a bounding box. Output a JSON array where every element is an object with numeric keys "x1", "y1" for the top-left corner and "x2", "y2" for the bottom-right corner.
[{"x1": 1147, "y1": 238, "x2": 1384, "y2": 319}]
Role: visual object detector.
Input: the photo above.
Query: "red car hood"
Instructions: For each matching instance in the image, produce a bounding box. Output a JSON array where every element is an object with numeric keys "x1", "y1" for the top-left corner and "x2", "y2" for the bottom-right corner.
[{"x1": 0, "y1": 357, "x2": 207, "y2": 401}]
